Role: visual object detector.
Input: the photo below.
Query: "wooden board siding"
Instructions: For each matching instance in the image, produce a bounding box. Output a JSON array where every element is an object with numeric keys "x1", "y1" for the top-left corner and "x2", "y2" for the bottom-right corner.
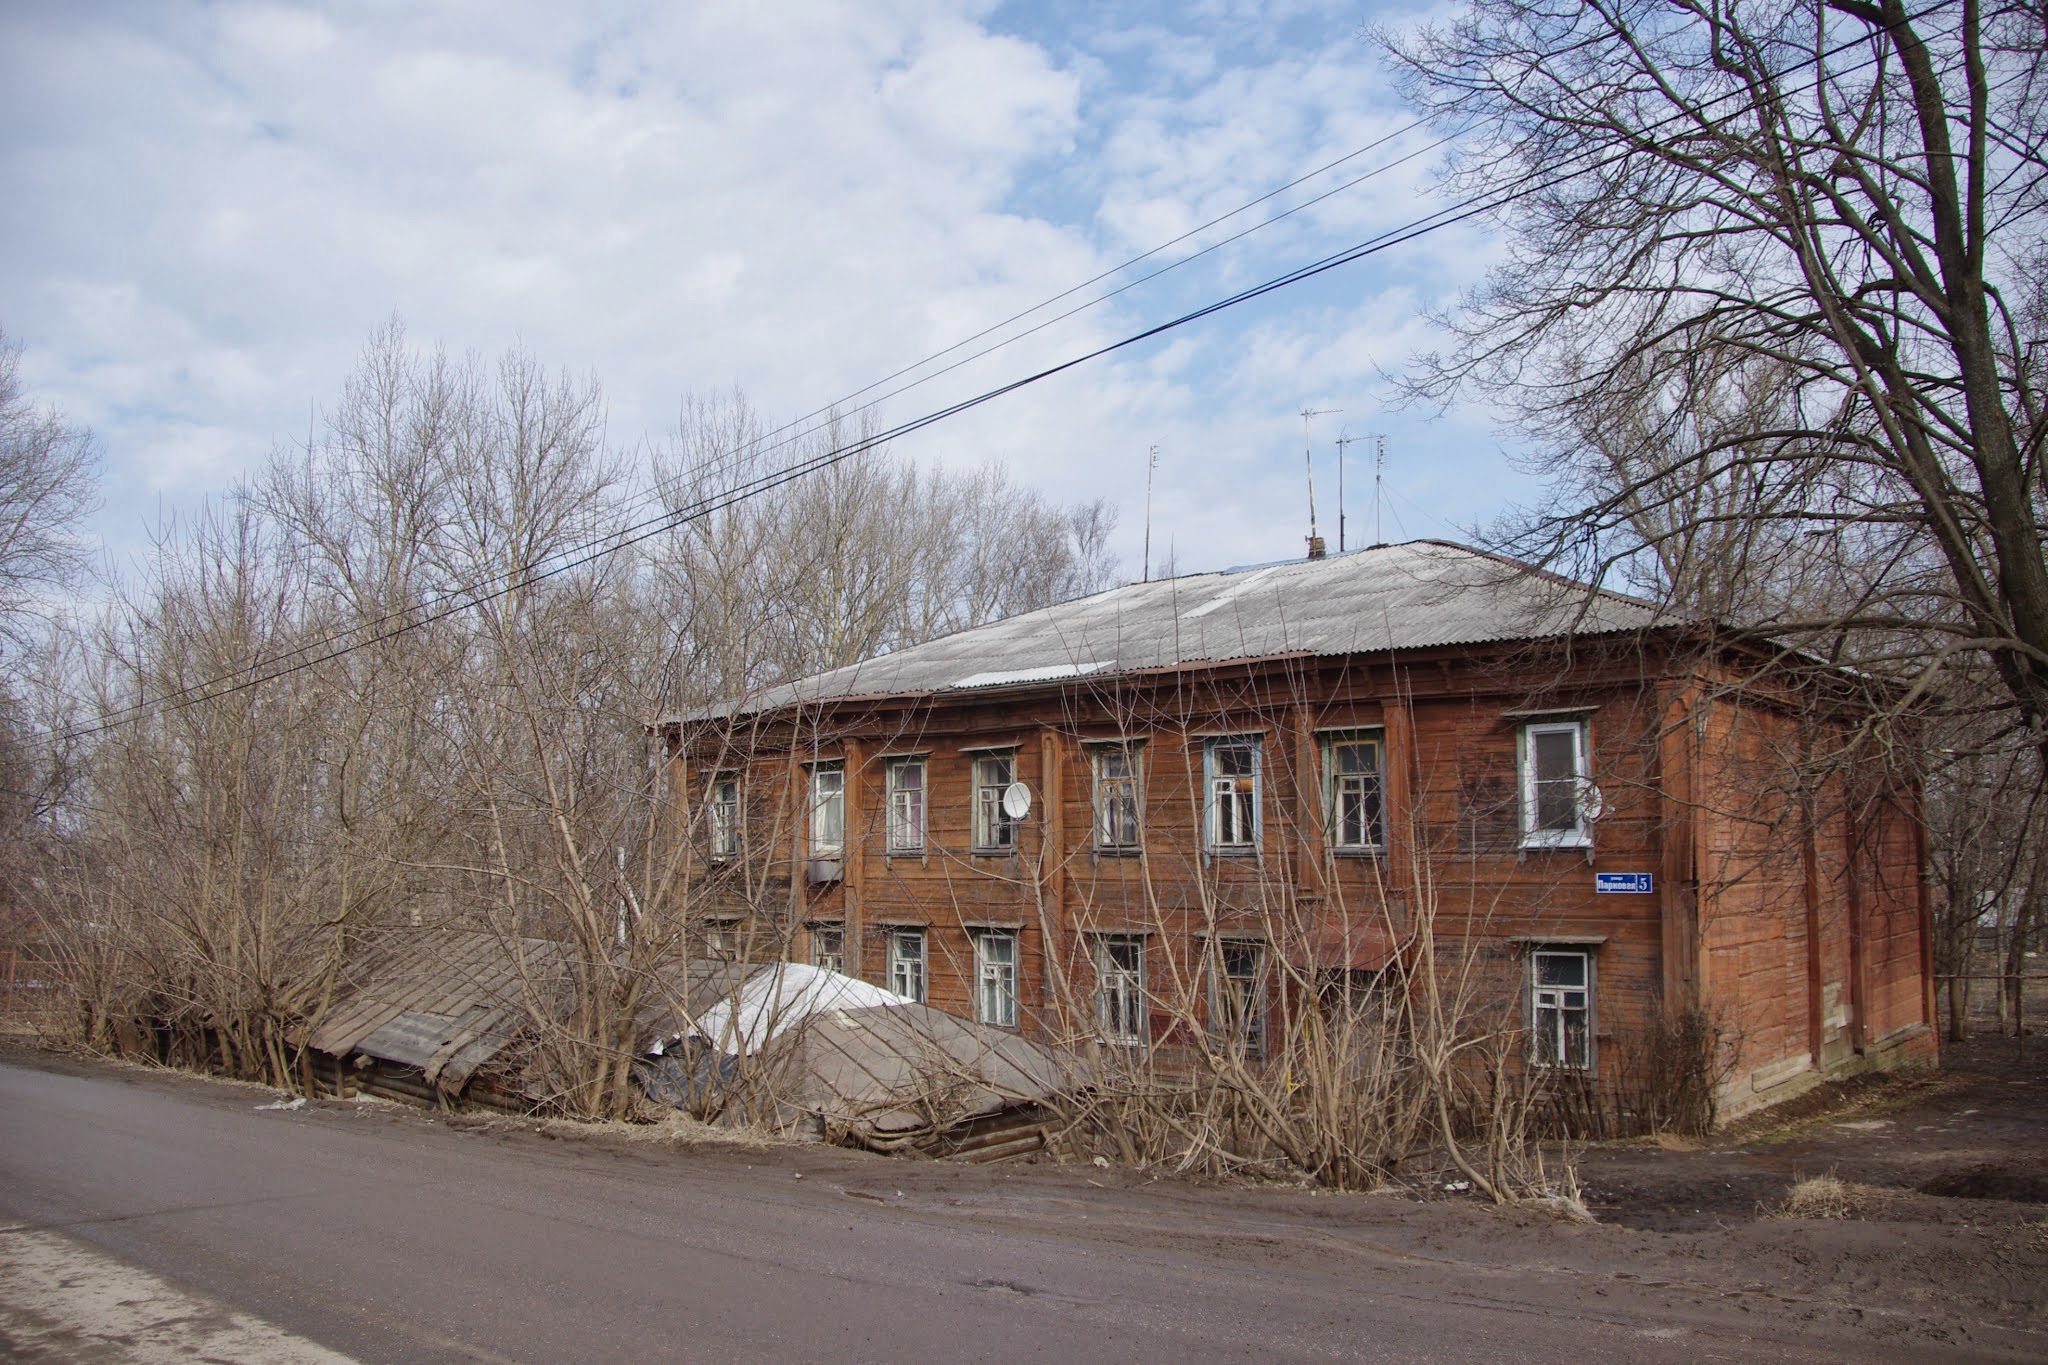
[
  {"x1": 673, "y1": 634, "x2": 1933, "y2": 1116},
  {"x1": 1684, "y1": 684, "x2": 1935, "y2": 1117}
]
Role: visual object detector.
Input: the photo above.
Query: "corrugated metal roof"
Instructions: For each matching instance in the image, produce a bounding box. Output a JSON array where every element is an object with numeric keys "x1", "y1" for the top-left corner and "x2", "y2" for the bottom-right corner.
[
  {"x1": 303, "y1": 929, "x2": 569, "y2": 1091},
  {"x1": 303, "y1": 928, "x2": 766, "y2": 1095},
  {"x1": 676, "y1": 539, "x2": 1672, "y2": 724}
]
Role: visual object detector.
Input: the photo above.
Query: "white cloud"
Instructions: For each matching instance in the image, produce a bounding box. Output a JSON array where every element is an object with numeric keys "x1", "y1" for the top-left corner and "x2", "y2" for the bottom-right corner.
[{"x1": 0, "y1": 0, "x2": 1519, "y2": 586}]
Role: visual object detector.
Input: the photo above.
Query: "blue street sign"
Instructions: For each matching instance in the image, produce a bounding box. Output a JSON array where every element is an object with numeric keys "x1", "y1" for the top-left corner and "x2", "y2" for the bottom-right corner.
[{"x1": 1596, "y1": 872, "x2": 1655, "y2": 894}]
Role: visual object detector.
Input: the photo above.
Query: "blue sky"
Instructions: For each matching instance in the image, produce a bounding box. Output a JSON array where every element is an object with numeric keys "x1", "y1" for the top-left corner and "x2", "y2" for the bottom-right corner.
[{"x1": 0, "y1": 0, "x2": 1541, "y2": 583}]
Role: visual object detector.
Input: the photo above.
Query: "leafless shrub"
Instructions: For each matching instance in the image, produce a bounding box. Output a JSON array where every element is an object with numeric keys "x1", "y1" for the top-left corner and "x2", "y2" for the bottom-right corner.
[{"x1": 28, "y1": 324, "x2": 1119, "y2": 1120}]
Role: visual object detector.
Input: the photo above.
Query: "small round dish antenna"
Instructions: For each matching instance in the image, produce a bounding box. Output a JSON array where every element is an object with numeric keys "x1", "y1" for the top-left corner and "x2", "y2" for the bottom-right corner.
[
  {"x1": 1001, "y1": 782, "x2": 1033, "y2": 820},
  {"x1": 1581, "y1": 781, "x2": 1608, "y2": 822}
]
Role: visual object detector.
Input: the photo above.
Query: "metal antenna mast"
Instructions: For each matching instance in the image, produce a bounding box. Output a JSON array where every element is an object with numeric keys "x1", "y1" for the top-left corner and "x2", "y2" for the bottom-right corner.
[
  {"x1": 1371, "y1": 433, "x2": 1389, "y2": 545},
  {"x1": 1142, "y1": 444, "x2": 1160, "y2": 582},
  {"x1": 1299, "y1": 406, "x2": 1339, "y2": 554},
  {"x1": 1335, "y1": 430, "x2": 1364, "y2": 552}
]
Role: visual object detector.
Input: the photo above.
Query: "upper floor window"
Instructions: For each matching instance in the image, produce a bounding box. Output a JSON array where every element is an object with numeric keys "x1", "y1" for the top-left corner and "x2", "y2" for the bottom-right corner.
[
  {"x1": 1520, "y1": 720, "x2": 1591, "y2": 848},
  {"x1": 1322, "y1": 731, "x2": 1385, "y2": 851},
  {"x1": 809, "y1": 762, "x2": 845, "y2": 857},
  {"x1": 1204, "y1": 736, "x2": 1261, "y2": 853},
  {"x1": 972, "y1": 752, "x2": 1019, "y2": 853},
  {"x1": 886, "y1": 758, "x2": 926, "y2": 853},
  {"x1": 1529, "y1": 947, "x2": 1595, "y2": 1070},
  {"x1": 1091, "y1": 743, "x2": 1142, "y2": 850},
  {"x1": 707, "y1": 775, "x2": 740, "y2": 860}
]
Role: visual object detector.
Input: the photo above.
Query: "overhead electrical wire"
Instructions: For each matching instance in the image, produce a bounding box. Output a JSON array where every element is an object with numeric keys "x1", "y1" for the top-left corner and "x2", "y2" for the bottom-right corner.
[
  {"x1": 75, "y1": 122, "x2": 1451, "y2": 737},
  {"x1": 67, "y1": 2, "x2": 1953, "y2": 741}
]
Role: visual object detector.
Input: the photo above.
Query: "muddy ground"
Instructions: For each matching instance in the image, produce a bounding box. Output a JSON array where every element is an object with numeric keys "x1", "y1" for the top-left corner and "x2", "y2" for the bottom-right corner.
[
  {"x1": 1565, "y1": 1029, "x2": 2048, "y2": 1337},
  {"x1": 7, "y1": 1029, "x2": 2046, "y2": 1357}
]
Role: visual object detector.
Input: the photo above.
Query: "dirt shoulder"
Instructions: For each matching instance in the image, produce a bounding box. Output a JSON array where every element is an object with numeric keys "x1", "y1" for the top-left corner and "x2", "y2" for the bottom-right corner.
[{"x1": 7, "y1": 1037, "x2": 2045, "y2": 1357}]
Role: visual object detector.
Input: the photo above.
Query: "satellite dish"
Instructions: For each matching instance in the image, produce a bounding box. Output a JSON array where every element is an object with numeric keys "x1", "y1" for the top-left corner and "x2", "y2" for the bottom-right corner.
[
  {"x1": 1581, "y1": 782, "x2": 1607, "y2": 822},
  {"x1": 1001, "y1": 781, "x2": 1033, "y2": 820}
]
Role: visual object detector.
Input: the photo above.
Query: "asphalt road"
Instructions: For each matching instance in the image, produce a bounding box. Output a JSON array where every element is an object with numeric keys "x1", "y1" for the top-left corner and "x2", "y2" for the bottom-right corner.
[{"x1": 0, "y1": 1059, "x2": 1944, "y2": 1362}]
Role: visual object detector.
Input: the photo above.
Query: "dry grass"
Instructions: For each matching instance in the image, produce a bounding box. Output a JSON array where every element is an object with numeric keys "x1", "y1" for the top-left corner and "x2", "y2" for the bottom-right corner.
[
  {"x1": 1774, "y1": 1173, "x2": 1889, "y2": 1220},
  {"x1": 1624, "y1": 1131, "x2": 1705, "y2": 1152},
  {"x1": 545, "y1": 1107, "x2": 789, "y2": 1151}
]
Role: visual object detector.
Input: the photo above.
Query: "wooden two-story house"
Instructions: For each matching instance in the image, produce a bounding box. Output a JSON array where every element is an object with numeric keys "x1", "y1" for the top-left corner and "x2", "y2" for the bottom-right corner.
[{"x1": 662, "y1": 540, "x2": 1934, "y2": 1123}]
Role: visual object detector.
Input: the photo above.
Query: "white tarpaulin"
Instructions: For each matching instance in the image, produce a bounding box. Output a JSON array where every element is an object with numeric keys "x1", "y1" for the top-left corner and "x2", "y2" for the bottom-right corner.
[{"x1": 688, "y1": 963, "x2": 913, "y2": 1057}]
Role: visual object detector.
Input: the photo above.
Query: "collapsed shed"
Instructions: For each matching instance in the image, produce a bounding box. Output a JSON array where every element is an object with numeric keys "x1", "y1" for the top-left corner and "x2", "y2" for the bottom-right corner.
[
  {"x1": 298, "y1": 929, "x2": 571, "y2": 1110},
  {"x1": 300, "y1": 932, "x2": 1071, "y2": 1158},
  {"x1": 638, "y1": 962, "x2": 1072, "y2": 1158}
]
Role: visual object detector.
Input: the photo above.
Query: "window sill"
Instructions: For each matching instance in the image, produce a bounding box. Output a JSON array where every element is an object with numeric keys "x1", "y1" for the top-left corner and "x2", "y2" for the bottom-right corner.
[
  {"x1": 970, "y1": 847, "x2": 1018, "y2": 859},
  {"x1": 1093, "y1": 845, "x2": 1144, "y2": 858},
  {"x1": 1518, "y1": 836, "x2": 1592, "y2": 852},
  {"x1": 1329, "y1": 846, "x2": 1386, "y2": 859},
  {"x1": 1206, "y1": 846, "x2": 1261, "y2": 858}
]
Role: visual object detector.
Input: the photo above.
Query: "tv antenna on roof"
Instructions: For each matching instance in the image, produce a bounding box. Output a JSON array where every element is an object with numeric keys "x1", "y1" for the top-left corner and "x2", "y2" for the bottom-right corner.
[
  {"x1": 1143, "y1": 444, "x2": 1160, "y2": 582},
  {"x1": 1335, "y1": 430, "x2": 1362, "y2": 552},
  {"x1": 1300, "y1": 406, "x2": 1339, "y2": 556},
  {"x1": 1371, "y1": 433, "x2": 1389, "y2": 545}
]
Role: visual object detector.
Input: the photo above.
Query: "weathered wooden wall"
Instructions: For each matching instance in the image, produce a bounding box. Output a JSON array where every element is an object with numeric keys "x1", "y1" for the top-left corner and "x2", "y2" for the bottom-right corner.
[{"x1": 672, "y1": 634, "x2": 1933, "y2": 1119}]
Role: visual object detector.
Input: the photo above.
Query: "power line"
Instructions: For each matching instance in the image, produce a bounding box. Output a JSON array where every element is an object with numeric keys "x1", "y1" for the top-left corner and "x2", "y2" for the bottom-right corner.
[
  {"x1": 66, "y1": 2, "x2": 1952, "y2": 741},
  {"x1": 78, "y1": 124, "x2": 1453, "y2": 734}
]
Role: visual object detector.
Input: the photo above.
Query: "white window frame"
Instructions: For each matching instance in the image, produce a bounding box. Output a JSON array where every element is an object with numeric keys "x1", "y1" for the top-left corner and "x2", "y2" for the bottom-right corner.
[
  {"x1": 974, "y1": 930, "x2": 1019, "y2": 1028},
  {"x1": 972, "y1": 752, "x2": 1019, "y2": 853},
  {"x1": 1528, "y1": 947, "x2": 1595, "y2": 1071},
  {"x1": 706, "y1": 774, "x2": 740, "y2": 860},
  {"x1": 1519, "y1": 719, "x2": 1592, "y2": 848},
  {"x1": 888, "y1": 928, "x2": 926, "y2": 1003},
  {"x1": 885, "y1": 758, "x2": 926, "y2": 854},
  {"x1": 809, "y1": 762, "x2": 845, "y2": 858},
  {"x1": 1093, "y1": 935, "x2": 1146, "y2": 1047},
  {"x1": 1321, "y1": 730, "x2": 1385, "y2": 852},
  {"x1": 809, "y1": 923, "x2": 845, "y2": 975},
  {"x1": 1203, "y1": 736, "x2": 1261, "y2": 854},
  {"x1": 1209, "y1": 939, "x2": 1267, "y2": 1056},
  {"x1": 1091, "y1": 742, "x2": 1143, "y2": 851}
]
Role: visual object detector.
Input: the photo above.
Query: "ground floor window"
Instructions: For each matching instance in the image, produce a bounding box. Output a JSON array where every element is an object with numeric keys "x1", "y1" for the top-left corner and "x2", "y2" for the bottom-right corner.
[
  {"x1": 702, "y1": 917, "x2": 741, "y2": 961},
  {"x1": 889, "y1": 928, "x2": 926, "y2": 1003},
  {"x1": 808, "y1": 924, "x2": 845, "y2": 975},
  {"x1": 1529, "y1": 947, "x2": 1594, "y2": 1070},
  {"x1": 1094, "y1": 935, "x2": 1146, "y2": 1046},
  {"x1": 1210, "y1": 939, "x2": 1266, "y2": 1055},
  {"x1": 975, "y1": 930, "x2": 1019, "y2": 1028}
]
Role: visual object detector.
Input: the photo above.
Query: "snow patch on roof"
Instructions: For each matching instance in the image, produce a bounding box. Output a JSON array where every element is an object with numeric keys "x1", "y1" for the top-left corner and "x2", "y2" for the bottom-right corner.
[{"x1": 951, "y1": 661, "x2": 1110, "y2": 689}]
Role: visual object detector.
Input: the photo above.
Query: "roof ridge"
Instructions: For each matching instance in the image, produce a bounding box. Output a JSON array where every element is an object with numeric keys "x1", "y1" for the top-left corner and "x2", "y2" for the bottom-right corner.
[{"x1": 665, "y1": 537, "x2": 1670, "y2": 726}]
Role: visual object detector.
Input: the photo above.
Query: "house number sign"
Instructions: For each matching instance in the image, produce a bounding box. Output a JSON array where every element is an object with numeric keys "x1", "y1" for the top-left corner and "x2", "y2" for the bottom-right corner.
[{"x1": 1595, "y1": 872, "x2": 1655, "y2": 894}]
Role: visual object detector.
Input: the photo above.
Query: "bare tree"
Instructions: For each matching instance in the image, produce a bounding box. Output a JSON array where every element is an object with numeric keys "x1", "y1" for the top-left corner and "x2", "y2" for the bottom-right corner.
[
  {"x1": 651, "y1": 394, "x2": 1122, "y2": 707},
  {"x1": 1382, "y1": 2, "x2": 2048, "y2": 764},
  {"x1": 0, "y1": 329, "x2": 99, "y2": 661}
]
